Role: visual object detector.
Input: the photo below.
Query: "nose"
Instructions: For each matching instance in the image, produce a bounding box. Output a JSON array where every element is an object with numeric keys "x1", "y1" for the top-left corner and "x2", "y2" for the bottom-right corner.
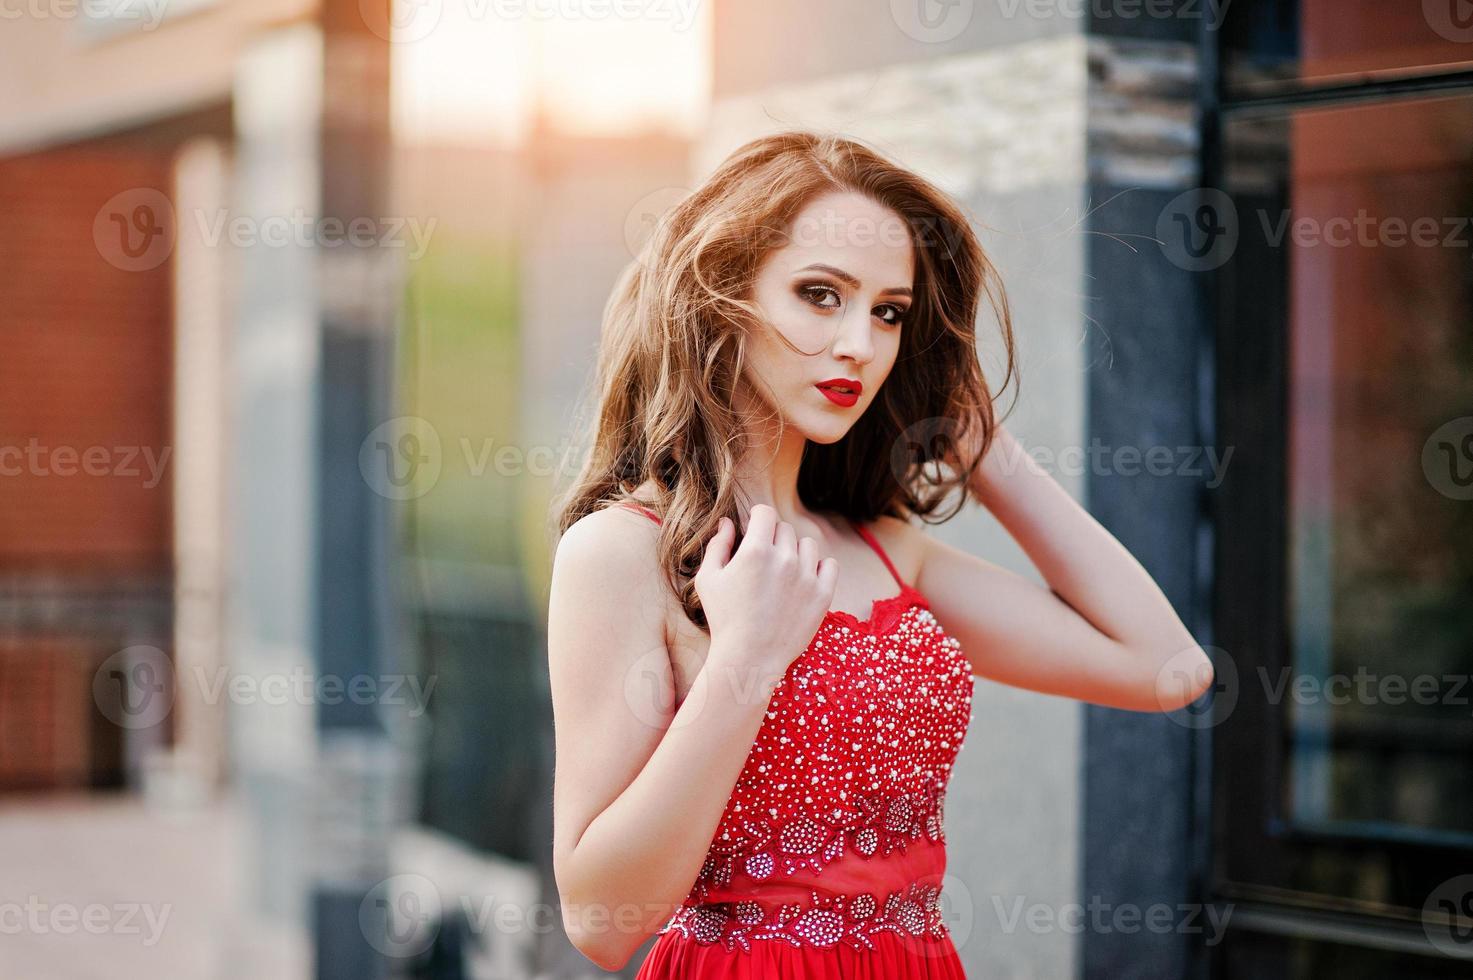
[{"x1": 829, "y1": 303, "x2": 875, "y2": 365}]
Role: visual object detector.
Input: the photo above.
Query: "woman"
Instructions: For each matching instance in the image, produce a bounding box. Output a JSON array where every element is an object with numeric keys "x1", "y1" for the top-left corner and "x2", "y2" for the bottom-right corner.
[{"x1": 546, "y1": 130, "x2": 1214, "y2": 977}]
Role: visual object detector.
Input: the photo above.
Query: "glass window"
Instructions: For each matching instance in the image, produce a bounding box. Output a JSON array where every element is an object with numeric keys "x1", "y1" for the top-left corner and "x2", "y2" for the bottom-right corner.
[
  {"x1": 1280, "y1": 94, "x2": 1473, "y2": 844},
  {"x1": 1214, "y1": 87, "x2": 1473, "y2": 928},
  {"x1": 1222, "y1": 0, "x2": 1473, "y2": 98}
]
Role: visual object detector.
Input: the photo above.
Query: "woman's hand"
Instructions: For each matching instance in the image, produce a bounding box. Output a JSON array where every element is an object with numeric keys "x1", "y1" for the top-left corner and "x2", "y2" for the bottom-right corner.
[{"x1": 693, "y1": 503, "x2": 839, "y2": 681}]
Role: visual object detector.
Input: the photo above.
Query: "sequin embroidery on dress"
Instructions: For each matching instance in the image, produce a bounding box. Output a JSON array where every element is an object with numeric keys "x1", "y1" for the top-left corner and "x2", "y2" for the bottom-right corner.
[{"x1": 615, "y1": 503, "x2": 976, "y2": 964}]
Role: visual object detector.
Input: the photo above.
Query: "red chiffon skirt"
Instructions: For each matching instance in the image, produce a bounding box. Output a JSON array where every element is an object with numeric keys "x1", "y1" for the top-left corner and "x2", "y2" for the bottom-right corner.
[
  {"x1": 633, "y1": 840, "x2": 967, "y2": 978},
  {"x1": 635, "y1": 927, "x2": 967, "y2": 979}
]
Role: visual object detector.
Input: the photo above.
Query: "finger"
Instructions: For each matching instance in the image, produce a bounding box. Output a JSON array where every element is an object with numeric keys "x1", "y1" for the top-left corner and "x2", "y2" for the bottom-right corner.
[
  {"x1": 816, "y1": 556, "x2": 840, "y2": 601},
  {"x1": 774, "y1": 519, "x2": 796, "y2": 556},
  {"x1": 745, "y1": 503, "x2": 778, "y2": 547},
  {"x1": 797, "y1": 535, "x2": 819, "y2": 574},
  {"x1": 699, "y1": 516, "x2": 734, "y2": 574}
]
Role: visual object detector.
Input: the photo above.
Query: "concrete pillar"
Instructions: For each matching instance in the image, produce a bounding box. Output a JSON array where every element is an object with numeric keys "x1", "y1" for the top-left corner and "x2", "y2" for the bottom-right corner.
[{"x1": 227, "y1": 7, "x2": 409, "y2": 977}]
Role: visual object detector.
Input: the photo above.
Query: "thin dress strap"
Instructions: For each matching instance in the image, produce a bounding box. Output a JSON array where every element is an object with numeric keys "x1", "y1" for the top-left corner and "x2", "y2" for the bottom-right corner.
[
  {"x1": 615, "y1": 501, "x2": 663, "y2": 525},
  {"x1": 846, "y1": 517, "x2": 906, "y2": 589}
]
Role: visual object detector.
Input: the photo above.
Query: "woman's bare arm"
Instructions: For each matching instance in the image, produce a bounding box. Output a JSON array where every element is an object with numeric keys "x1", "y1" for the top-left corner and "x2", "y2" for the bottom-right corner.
[
  {"x1": 547, "y1": 508, "x2": 782, "y2": 971},
  {"x1": 916, "y1": 425, "x2": 1214, "y2": 712}
]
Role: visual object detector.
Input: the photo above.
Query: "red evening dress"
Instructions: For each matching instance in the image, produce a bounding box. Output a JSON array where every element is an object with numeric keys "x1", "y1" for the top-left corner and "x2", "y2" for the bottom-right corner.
[{"x1": 615, "y1": 502, "x2": 975, "y2": 979}]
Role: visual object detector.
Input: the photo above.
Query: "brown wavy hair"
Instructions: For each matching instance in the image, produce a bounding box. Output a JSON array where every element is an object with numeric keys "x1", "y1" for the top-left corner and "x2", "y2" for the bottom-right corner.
[{"x1": 551, "y1": 129, "x2": 1017, "y2": 630}]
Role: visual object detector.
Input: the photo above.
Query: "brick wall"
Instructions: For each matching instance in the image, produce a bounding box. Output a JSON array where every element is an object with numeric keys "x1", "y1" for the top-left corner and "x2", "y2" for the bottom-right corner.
[
  {"x1": 0, "y1": 638, "x2": 98, "y2": 788},
  {"x1": 0, "y1": 142, "x2": 177, "y2": 788},
  {"x1": 0, "y1": 144, "x2": 174, "y2": 572}
]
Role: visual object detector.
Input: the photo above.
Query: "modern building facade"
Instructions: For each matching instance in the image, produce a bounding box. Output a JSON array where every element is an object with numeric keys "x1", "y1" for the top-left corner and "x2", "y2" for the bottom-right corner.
[{"x1": 5, "y1": 0, "x2": 1471, "y2": 977}]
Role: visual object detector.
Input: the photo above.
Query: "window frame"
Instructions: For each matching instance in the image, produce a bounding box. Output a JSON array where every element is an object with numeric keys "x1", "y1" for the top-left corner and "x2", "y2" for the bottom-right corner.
[{"x1": 1204, "y1": 0, "x2": 1473, "y2": 968}]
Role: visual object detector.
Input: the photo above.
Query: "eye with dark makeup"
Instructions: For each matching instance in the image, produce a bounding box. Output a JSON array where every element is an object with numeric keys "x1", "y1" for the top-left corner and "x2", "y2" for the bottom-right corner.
[{"x1": 796, "y1": 282, "x2": 909, "y2": 327}]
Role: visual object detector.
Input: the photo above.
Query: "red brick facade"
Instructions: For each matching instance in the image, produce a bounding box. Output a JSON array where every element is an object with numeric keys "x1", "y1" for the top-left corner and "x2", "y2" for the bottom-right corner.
[
  {"x1": 0, "y1": 145, "x2": 174, "y2": 571},
  {"x1": 0, "y1": 143, "x2": 176, "y2": 788}
]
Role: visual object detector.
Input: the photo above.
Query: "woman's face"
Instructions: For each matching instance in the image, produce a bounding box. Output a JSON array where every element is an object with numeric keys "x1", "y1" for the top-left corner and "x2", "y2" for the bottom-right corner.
[{"x1": 741, "y1": 189, "x2": 915, "y2": 445}]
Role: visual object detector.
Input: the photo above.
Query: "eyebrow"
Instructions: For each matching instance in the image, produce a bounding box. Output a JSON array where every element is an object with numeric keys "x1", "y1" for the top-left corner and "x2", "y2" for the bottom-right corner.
[{"x1": 795, "y1": 263, "x2": 912, "y2": 298}]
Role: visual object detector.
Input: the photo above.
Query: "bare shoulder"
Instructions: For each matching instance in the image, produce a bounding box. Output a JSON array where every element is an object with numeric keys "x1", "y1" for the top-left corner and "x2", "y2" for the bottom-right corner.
[
  {"x1": 558, "y1": 502, "x2": 660, "y2": 553},
  {"x1": 550, "y1": 505, "x2": 672, "y2": 655}
]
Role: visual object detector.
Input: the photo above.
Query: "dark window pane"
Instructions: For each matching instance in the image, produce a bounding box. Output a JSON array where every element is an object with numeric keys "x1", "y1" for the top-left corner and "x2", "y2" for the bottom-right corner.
[
  {"x1": 1224, "y1": 0, "x2": 1473, "y2": 98},
  {"x1": 1214, "y1": 91, "x2": 1473, "y2": 930},
  {"x1": 1220, "y1": 927, "x2": 1473, "y2": 980},
  {"x1": 1275, "y1": 94, "x2": 1473, "y2": 843}
]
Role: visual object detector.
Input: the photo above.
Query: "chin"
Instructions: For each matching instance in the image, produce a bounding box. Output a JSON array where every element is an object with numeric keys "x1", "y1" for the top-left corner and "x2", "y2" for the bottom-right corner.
[{"x1": 798, "y1": 418, "x2": 854, "y2": 445}]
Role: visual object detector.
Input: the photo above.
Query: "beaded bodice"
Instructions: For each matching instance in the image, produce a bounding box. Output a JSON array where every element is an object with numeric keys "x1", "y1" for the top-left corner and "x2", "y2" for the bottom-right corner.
[{"x1": 616, "y1": 503, "x2": 975, "y2": 953}]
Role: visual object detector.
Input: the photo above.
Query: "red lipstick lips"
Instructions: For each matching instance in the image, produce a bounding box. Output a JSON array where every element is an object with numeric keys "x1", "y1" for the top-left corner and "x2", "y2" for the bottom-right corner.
[{"x1": 815, "y1": 377, "x2": 862, "y2": 408}]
